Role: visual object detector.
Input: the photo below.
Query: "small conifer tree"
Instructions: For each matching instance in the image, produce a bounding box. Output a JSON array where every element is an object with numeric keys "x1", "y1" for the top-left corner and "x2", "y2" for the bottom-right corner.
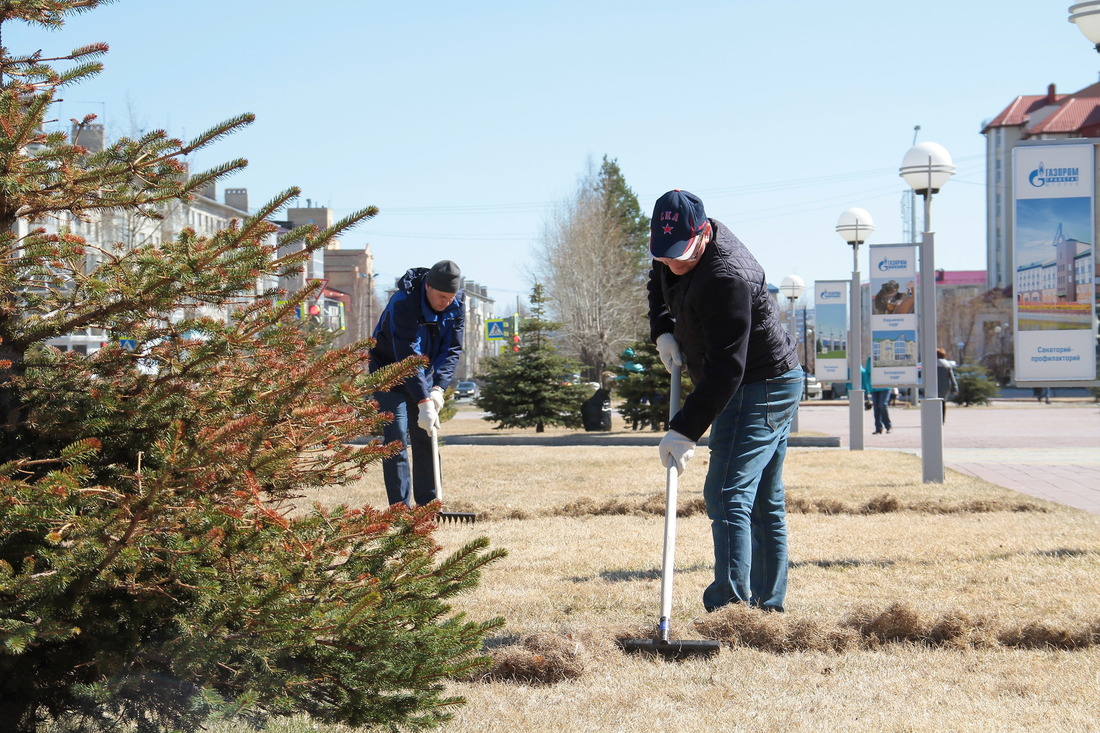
[
  {"x1": 0, "y1": 3, "x2": 505, "y2": 730},
  {"x1": 613, "y1": 338, "x2": 689, "y2": 431},
  {"x1": 475, "y1": 284, "x2": 589, "y2": 432},
  {"x1": 953, "y1": 364, "x2": 999, "y2": 406}
]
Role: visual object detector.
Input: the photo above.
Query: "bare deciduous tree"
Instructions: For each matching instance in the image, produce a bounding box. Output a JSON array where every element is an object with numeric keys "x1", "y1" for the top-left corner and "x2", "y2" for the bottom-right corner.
[
  {"x1": 938, "y1": 287, "x2": 983, "y2": 363},
  {"x1": 534, "y1": 158, "x2": 647, "y2": 378}
]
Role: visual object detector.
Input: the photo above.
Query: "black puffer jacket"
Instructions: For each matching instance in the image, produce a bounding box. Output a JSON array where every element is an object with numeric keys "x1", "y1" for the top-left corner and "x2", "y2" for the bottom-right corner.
[{"x1": 648, "y1": 219, "x2": 799, "y2": 441}]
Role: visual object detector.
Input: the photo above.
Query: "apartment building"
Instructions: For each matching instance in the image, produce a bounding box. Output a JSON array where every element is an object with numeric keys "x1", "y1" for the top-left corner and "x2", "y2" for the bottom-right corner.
[
  {"x1": 323, "y1": 247, "x2": 377, "y2": 348},
  {"x1": 29, "y1": 124, "x2": 280, "y2": 353},
  {"x1": 982, "y1": 81, "x2": 1100, "y2": 291}
]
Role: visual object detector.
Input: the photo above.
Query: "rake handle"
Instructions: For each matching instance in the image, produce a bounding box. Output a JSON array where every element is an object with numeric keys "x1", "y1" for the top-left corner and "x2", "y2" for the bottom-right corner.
[
  {"x1": 430, "y1": 426, "x2": 443, "y2": 506},
  {"x1": 658, "y1": 363, "x2": 682, "y2": 642}
]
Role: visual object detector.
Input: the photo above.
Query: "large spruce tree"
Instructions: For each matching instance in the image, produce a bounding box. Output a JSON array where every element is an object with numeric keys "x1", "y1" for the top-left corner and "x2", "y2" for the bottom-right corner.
[{"x1": 0, "y1": 3, "x2": 504, "y2": 730}]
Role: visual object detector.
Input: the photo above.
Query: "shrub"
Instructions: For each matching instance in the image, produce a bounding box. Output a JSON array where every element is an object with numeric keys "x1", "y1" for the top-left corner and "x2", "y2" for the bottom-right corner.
[{"x1": 953, "y1": 364, "x2": 999, "y2": 406}]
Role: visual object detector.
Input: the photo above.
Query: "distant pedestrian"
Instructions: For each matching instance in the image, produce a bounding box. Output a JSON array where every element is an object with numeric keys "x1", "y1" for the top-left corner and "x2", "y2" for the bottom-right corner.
[
  {"x1": 936, "y1": 347, "x2": 958, "y2": 423},
  {"x1": 1033, "y1": 386, "x2": 1052, "y2": 404},
  {"x1": 370, "y1": 261, "x2": 465, "y2": 507},
  {"x1": 862, "y1": 357, "x2": 891, "y2": 435}
]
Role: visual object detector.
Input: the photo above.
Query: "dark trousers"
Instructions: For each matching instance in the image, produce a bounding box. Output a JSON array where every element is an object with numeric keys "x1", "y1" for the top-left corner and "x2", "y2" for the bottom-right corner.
[
  {"x1": 375, "y1": 389, "x2": 438, "y2": 507},
  {"x1": 871, "y1": 390, "x2": 891, "y2": 433}
]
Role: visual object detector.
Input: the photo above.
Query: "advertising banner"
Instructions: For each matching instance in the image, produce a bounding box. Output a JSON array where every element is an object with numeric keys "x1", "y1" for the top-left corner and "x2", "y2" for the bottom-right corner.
[
  {"x1": 1012, "y1": 143, "x2": 1098, "y2": 383},
  {"x1": 813, "y1": 280, "x2": 849, "y2": 384},
  {"x1": 868, "y1": 244, "x2": 919, "y2": 387}
]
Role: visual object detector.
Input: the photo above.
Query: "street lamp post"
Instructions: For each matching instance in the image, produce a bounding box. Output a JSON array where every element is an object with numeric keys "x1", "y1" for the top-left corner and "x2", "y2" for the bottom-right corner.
[
  {"x1": 803, "y1": 306, "x2": 812, "y2": 391},
  {"x1": 779, "y1": 274, "x2": 805, "y2": 433},
  {"x1": 836, "y1": 207, "x2": 874, "y2": 451},
  {"x1": 900, "y1": 141, "x2": 955, "y2": 483}
]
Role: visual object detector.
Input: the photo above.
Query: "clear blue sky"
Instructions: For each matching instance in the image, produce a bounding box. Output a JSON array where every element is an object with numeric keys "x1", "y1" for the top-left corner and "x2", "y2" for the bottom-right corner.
[{"x1": 17, "y1": 1, "x2": 1100, "y2": 310}]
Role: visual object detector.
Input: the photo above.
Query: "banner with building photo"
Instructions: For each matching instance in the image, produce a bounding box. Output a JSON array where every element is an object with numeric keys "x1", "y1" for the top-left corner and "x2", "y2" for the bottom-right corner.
[
  {"x1": 813, "y1": 280, "x2": 849, "y2": 384},
  {"x1": 868, "y1": 244, "x2": 919, "y2": 387},
  {"x1": 1012, "y1": 143, "x2": 1098, "y2": 383}
]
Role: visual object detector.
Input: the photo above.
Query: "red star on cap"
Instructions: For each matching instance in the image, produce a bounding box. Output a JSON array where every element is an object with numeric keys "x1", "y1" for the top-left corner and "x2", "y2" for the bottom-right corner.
[{"x1": 662, "y1": 224, "x2": 673, "y2": 235}]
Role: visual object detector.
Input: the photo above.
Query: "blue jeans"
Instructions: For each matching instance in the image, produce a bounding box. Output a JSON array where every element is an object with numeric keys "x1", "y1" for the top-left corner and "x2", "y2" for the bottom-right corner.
[
  {"x1": 871, "y1": 390, "x2": 891, "y2": 433},
  {"x1": 701, "y1": 368, "x2": 802, "y2": 613},
  {"x1": 375, "y1": 390, "x2": 437, "y2": 507}
]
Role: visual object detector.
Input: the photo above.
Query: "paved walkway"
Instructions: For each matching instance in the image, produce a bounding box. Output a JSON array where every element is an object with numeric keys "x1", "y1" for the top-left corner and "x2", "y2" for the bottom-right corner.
[{"x1": 795, "y1": 399, "x2": 1100, "y2": 514}]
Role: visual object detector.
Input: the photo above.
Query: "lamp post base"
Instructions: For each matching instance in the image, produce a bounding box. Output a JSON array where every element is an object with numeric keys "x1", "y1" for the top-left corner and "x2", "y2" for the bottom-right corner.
[
  {"x1": 848, "y1": 388, "x2": 864, "y2": 451},
  {"x1": 921, "y1": 398, "x2": 945, "y2": 483}
]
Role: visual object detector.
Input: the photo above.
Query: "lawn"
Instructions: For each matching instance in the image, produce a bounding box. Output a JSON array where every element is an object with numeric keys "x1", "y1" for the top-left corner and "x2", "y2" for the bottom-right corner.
[{"x1": 243, "y1": 408, "x2": 1100, "y2": 732}]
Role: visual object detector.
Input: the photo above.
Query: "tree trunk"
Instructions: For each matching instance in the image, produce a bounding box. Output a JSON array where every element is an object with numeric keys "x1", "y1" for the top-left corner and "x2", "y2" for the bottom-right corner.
[{"x1": 0, "y1": 340, "x2": 26, "y2": 454}]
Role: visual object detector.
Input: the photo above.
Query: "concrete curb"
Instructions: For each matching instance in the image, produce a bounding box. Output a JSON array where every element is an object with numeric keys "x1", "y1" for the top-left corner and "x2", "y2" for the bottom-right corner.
[{"x1": 438, "y1": 433, "x2": 840, "y2": 448}]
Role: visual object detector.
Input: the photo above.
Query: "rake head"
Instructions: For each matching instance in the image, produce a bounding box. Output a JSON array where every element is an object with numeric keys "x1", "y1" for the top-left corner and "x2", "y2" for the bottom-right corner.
[
  {"x1": 617, "y1": 637, "x2": 720, "y2": 661},
  {"x1": 437, "y1": 510, "x2": 477, "y2": 524}
]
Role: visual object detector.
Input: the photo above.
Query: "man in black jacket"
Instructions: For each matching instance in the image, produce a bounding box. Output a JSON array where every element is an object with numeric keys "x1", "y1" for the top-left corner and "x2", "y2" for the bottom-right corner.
[
  {"x1": 648, "y1": 190, "x2": 803, "y2": 612},
  {"x1": 370, "y1": 260, "x2": 465, "y2": 507}
]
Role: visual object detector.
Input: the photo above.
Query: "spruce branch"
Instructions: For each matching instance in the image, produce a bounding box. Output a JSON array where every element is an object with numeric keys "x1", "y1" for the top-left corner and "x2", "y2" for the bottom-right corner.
[
  {"x1": 54, "y1": 59, "x2": 101, "y2": 86},
  {"x1": 180, "y1": 113, "x2": 255, "y2": 156}
]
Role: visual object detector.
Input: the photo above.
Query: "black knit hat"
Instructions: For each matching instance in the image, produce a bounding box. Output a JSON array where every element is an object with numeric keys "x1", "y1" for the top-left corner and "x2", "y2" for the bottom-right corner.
[{"x1": 425, "y1": 260, "x2": 461, "y2": 293}]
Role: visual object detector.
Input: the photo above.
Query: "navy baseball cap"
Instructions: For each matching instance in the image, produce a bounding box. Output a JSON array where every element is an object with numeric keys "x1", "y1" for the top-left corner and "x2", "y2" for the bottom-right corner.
[{"x1": 650, "y1": 189, "x2": 708, "y2": 260}]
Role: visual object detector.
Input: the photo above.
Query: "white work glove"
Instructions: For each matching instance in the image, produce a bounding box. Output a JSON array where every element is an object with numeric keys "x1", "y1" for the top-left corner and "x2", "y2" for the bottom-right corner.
[
  {"x1": 417, "y1": 400, "x2": 440, "y2": 434},
  {"x1": 429, "y1": 386, "x2": 445, "y2": 412},
  {"x1": 658, "y1": 429, "x2": 696, "y2": 476},
  {"x1": 655, "y1": 332, "x2": 683, "y2": 374}
]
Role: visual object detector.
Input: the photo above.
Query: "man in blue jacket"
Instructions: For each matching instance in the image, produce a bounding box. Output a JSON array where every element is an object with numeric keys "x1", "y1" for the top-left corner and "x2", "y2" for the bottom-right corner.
[
  {"x1": 648, "y1": 190, "x2": 802, "y2": 613},
  {"x1": 370, "y1": 260, "x2": 465, "y2": 507}
]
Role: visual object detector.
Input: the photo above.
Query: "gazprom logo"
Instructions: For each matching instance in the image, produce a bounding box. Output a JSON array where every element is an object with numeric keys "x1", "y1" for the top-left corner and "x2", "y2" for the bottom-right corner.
[
  {"x1": 1028, "y1": 162, "x2": 1079, "y2": 188},
  {"x1": 876, "y1": 258, "x2": 907, "y2": 272},
  {"x1": 819, "y1": 289, "x2": 843, "y2": 300}
]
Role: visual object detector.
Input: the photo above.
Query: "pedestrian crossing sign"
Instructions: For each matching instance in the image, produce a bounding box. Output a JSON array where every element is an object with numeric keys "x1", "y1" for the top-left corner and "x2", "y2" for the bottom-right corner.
[{"x1": 486, "y1": 319, "x2": 507, "y2": 340}]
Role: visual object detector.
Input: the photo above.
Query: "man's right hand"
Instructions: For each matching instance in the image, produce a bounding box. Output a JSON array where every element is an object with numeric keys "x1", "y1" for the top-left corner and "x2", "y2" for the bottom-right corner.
[
  {"x1": 429, "y1": 386, "x2": 445, "y2": 412},
  {"x1": 658, "y1": 429, "x2": 695, "y2": 476},
  {"x1": 417, "y1": 400, "x2": 440, "y2": 434},
  {"x1": 655, "y1": 332, "x2": 683, "y2": 374}
]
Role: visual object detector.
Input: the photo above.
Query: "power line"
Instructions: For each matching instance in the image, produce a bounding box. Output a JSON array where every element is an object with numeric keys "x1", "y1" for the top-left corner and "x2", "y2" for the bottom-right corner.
[{"x1": 341, "y1": 157, "x2": 986, "y2": 241}]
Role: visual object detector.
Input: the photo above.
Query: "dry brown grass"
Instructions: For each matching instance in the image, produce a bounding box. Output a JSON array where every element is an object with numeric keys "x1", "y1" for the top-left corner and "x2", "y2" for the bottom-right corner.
[{"x1": 283, "y1": 408, "x2": 1100, "y2": 732}]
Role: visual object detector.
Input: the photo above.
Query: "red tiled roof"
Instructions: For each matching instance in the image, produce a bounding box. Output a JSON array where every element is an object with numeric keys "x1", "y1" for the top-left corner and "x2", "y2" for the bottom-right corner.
[
  {"x1": 1028, "y1": 97, "x2": 1100, "y2": 134},
  {"x1": 983, "y1": 81, "x2": 1100, "y2": 137},
  {"x1": 1067, "y1": 80, "x2": 1100, "y2": 98},
  {"x1": 983, "y1": 94, "x2": 1063, "y2": 131}
]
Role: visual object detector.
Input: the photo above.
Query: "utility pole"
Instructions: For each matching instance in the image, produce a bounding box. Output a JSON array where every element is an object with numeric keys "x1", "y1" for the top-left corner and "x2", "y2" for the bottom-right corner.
[{"x1": 908, "y1": 125, "x2": 921, "y2": 407}]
